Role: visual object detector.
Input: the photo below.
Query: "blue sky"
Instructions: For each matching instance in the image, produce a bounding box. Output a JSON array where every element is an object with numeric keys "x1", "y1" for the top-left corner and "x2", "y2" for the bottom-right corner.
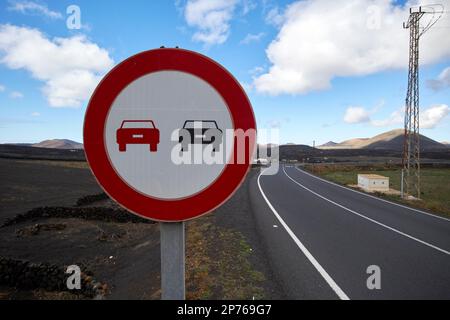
[{"x1": 0, "y1": 0, "x2": 449, "y2": 145}]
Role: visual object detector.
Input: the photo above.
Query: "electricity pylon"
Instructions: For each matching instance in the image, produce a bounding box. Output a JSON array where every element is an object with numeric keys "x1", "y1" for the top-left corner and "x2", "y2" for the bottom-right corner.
[{"x1": 402, "y1": 5, "x2": 443, "y2": 199}]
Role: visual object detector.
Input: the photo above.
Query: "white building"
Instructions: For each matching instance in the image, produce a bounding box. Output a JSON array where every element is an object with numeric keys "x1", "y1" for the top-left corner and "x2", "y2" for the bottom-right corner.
[{"x1": 357, "y1": 174, "x2": 389, "y2": 192}]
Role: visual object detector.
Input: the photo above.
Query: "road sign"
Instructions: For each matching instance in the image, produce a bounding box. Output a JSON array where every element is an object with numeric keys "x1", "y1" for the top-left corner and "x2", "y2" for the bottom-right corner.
[{"x1": 84, "y1": 48, "x2": 256, "y2": 222}]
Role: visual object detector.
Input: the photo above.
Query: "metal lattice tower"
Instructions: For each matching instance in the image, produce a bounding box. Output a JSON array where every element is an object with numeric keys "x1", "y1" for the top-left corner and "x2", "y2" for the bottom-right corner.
[{"x1": 402, "y1": 5, "x2": 443, "y2": 199}]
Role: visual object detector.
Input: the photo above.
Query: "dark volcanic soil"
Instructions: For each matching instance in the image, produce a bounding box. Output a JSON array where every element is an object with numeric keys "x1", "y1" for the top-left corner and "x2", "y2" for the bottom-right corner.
[
  {"x1": 0, "y1": 218, "x2": 160, "y2": 299},
  {"x1": 0, "y1": 156, "x2": 284, "y2": 299},
  {"x1": 0, "y1": 158, "x2": 101, "y2": 224}
]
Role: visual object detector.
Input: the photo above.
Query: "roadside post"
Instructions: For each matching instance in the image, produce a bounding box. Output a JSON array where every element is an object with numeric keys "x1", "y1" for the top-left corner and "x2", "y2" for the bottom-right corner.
[
  {"x1": 83, "y1": 48, "x2": 256, "y2": 299},
  {"x1": 401, "y1": 169, "x2": 404, "y2": 198}
]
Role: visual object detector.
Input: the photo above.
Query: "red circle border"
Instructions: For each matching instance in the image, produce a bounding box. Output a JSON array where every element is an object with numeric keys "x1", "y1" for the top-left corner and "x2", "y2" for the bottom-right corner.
[{"x1": 83, "y1": 48, "x2": 256, "y2": 222}]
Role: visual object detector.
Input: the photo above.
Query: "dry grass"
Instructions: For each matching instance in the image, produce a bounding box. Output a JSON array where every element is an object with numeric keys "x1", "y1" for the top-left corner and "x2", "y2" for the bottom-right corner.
[{"x1": 185, "y1": 214, "x2": 265, "y2": 300}]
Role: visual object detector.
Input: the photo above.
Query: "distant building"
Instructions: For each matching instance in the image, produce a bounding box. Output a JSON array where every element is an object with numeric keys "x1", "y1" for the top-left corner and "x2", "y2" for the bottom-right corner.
[{"x1": 358, "y1": 174, "x2": 389, "y2": 192}]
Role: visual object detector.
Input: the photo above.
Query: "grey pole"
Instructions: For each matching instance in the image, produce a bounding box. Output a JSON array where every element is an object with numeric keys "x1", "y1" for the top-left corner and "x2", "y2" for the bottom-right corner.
[{"x1": 160, "y1": 222, "x2": 185, "y2": 300}]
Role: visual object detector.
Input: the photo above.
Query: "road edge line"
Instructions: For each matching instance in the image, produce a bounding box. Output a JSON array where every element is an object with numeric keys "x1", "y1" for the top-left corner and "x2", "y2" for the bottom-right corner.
[
  {"x1": 257, "y1": 170, "x2": 350, "y2": 300},
  {"x1": 284, "y1": 167, "x2": 450, "y2": 256},
  {"x1": 295, "y1": 167, "x2": 450, "y2": 223}
]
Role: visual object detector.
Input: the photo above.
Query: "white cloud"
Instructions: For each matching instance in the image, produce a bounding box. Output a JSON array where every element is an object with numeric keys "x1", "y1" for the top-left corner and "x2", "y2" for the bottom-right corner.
[
  {"x1": 0, "y1": 24, "x2": 114, "y2": 107},
  {"x1": 184, "y1": 0, "x2": 238, "y2": 45},
  {"x1": 265, "y1": 6, "x2": 284, "y2": 27},
  {"x1": 420, "y1": 104, "x2": 450, "y2": 128},
  {"x1": 7, "y1": 1, "x2": 62, "y2": 19},
  {"x1": 249, "y1": 66, "x2": 264, "y2": 76},
  {"x1": 31, "y1": 111, "x2": 40, "y2": 117},
  {"x1": 10, "y1": 91, "x2": 23, "y2": 99},
  {"x1": 428, "y1": 66, "x2": 450, "y2": 91},
  {"x1": 241, "y1": 0, "x2": 257, "y2": 15},
  {"x1": 344, "y1": 106, "x2": 371, "y2": 124},
  {"x1": 254, "y1": 0, "x2": 450, "y2": 95},
  {"x1": 0, "y1": 84, "x2": 5, "y2": 92},
  {"x1": 371, "y1": 109, "x2": 403, "y2": 127},
  {"x1": 240, "y1": 32, "x2": 264, "y2": 44},
  {"x1": 344, "y1": 104, "x2": 449, "y2": 129}
]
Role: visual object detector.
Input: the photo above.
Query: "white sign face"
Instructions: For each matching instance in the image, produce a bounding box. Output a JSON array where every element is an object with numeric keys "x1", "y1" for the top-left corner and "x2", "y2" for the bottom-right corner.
[{"x1": 104, "y1": 71, "x2": 234, "y2": 199}]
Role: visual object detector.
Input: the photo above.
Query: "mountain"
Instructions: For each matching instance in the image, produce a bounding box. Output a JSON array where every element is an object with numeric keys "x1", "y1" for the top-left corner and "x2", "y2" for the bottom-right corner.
[
  {"x1": 363, "y1": 129, "x2": 445, "y2": 150},
  {"x1": 32, "y1": 139, "x2": 83, "y2": 150},
  {"x1": 318, "y1": 129, "x2": 447, "y2": 151},
  {"x1": 338, "y1": 138, "x2": 370, "y2": 148},
  {"x1": 319, "y1": 141, "x2": 339, "y2": 148},
  {"x1": 442, "y1": 141, "x2": 450, "y2": 146}
]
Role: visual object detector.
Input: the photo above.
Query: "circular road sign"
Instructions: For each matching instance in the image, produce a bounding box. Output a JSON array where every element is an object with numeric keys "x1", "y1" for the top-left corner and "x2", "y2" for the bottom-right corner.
[{"x1": 84, "y1": 48, "x2": 256, "y2": 222}]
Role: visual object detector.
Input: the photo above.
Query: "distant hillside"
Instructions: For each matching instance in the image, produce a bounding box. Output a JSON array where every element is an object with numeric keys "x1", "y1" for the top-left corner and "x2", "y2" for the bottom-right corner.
[
  {"x1": 318, "y1": 129, "x2": 447, "y2": 151},
  {"x1": 319, "y1": 141, "x2": 339, "y2": 147},
  {"x1": 0, "y1": 144, "x2": 85, "y2": 161},
  {"x1": 364, "y1": 129, "x2": 446, "y2": 151},
  {"x1": 339, "y1": 138, "x2": 370, "y2": 148},
  {"x1": 32, "y1": 139, "x2": 83, "y2": 150},
  {"x1": 257, "y1": 143, "x2": 314, "y2": 160},
  {"x1": 279, "y1": 144, "x2": 315, "y2": 160}
]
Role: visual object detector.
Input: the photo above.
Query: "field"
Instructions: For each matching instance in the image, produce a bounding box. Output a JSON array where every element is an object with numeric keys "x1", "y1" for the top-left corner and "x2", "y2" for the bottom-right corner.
[
  {"x1": 0, "y1": 158, "x2": 101, "y2": 224},
  {"x1": 304, "y1": 164, "x2": 450, "y2": 218},
  {"x1": 0, "y1": 158, "x2": 284, "y2": 299}
]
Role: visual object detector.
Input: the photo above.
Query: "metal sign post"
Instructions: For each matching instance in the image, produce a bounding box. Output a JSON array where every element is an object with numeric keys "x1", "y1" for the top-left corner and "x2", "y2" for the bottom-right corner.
[{"x1": 160, "y1": 222, "x2": 185, "y2": 300}]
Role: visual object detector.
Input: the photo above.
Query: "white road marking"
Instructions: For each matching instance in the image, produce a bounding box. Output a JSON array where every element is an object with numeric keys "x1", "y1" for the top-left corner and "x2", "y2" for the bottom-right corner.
[
  {"x1": 257, "y1": 170, "x2": 350, "y2": 300},
  {"x1": 283, "y1": 167, "x2": 450, "y2": 255},
  {"x1": 295, "y1": 166, "x2": 450, "y2": 223}
]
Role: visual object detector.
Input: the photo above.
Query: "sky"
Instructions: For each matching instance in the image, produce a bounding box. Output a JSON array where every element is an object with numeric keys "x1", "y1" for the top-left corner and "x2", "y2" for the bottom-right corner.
[{"x1": 0, "y1": 0, "x2": 449, "y2": 145}]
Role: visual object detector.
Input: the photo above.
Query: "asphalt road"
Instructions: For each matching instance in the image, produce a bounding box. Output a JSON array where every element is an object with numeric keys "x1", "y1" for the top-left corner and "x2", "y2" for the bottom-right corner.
[{"x1": 250, "y1": 164, "x2": 450, "y2": 299}]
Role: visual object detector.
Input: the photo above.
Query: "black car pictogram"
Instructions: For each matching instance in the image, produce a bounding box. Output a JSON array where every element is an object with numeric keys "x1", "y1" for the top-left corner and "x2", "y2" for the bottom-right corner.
[{"x1": 179, "y1": 120, "x2": 222, "y2": 152}]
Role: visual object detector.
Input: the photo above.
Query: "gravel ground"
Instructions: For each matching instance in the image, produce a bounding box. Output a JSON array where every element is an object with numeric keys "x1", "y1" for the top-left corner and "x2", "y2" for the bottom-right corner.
[
  {"x1": 0, "y1": 158, "x2": 102, "y2": 224},
  {"x1": 0, "y1": 217, "x2": 161, "y2": 299},
  {"x1": 0, "y1": 157, "x2": 285, "y2": 299}
]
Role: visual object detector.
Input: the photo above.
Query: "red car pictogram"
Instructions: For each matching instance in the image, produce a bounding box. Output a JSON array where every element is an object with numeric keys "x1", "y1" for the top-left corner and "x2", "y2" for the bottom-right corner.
[{"x1": 116, "y1": 120, "x2": 160, "y2": 152}]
